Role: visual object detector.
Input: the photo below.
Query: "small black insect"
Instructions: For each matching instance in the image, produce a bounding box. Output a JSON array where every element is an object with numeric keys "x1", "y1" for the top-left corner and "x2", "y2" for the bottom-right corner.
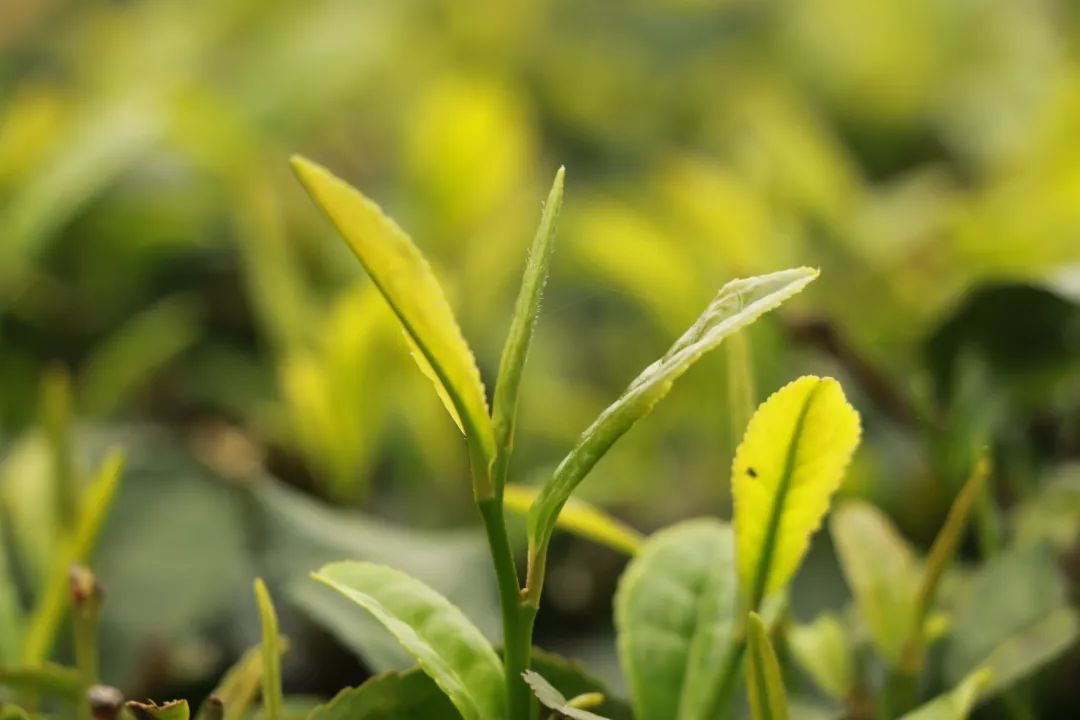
[{"x1": 747, "y1": 467, "x2": 758, "y2": 478}]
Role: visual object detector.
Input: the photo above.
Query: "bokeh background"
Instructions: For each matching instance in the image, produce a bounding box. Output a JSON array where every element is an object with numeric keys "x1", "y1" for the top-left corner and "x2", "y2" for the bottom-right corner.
[{"x1": 1, "y1": 0, "x2": 1078, "y2": 715}]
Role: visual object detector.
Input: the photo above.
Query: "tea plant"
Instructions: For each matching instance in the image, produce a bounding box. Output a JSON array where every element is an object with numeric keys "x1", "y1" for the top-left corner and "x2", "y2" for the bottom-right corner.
[{"x1": 0, "y1": 162, "x2": 1075, "y2": 720}]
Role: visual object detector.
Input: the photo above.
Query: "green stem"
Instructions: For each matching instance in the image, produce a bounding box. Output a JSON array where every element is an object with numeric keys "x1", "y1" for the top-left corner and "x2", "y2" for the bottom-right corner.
[{"x1": 478, "y1": 498, "x2": 534, "y2": 720}]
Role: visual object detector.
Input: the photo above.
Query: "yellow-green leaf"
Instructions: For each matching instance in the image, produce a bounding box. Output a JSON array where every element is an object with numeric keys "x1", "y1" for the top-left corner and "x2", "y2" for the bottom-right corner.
[
  {"x1": 404, "y1": 332, "x2": 464, "y2": 435},
  {"x1": 746, "y1": 612, "x2": 789, "y2": 720},
  {"x1": 897, "y1": 670, "x2": 991, "y2": 720},
  {"x1": 291, "y1": 156, "x2": 496, "y2": 496},
  {"x1": 253, "y1": 579, "x2": 283, "y2": 720},
  {"x1": 787, "y1": 613, "x2": 852, "y2": 700},
  {"x1": 503, "y1": 485, "x2": 642, "y2": 556},
  {"x1": 733, "y1": 376, "x2": 860, "y2": 609},
  {"x1": 830, "y1": 501, "x2": 919, "y2": 667}
]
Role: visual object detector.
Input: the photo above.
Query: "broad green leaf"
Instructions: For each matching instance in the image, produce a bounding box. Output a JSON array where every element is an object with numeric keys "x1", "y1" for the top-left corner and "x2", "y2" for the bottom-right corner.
[
  {"x1": 747, "y1": 612, "x2": 790, "y2": 720},
  {"x1": 127, "y1": 699, "x2": 190, "y2": 720},
  {"x1": 733, "y1": 376, "x2": 860, "y2": 609},
  {"x1": 830, "y1": 501, "x2": 919, "y2": 666},
  {"x1": 530, "y1": 649, "x2": 633, "y2": 720},
  {"x1": 0, "y1": 662, "x2": 81, "y2": 698},
  {"x1": 290, "y1": 156, "x2": 496, "y2": 496},
  {"x1": 973, "y1": 606, "x2": 1078, "y2": 699},
  {"x1": 22, "y1": 449, "x2": 125, "y2": 665},
  {"x1": 492, "y1": 167, "x2": 565, "y2": 482},
  {"x1": 897, "y1": 670, "x2": 991, "y2": 720},
  {"x1": 529, "y1": 268, "x2": 819, "y2": 595},
  {"x1": 944, "y1": 543, "x2": 1069, "y2": 686},
  {"x1": 306, "y1": 668, "x2": 458, "y2": 720},
  {"x1": 253, "y1": 579, "x2": 283, "y2": 720},
  {"x1": 614, "y1": 519, "x2": 739, "y2": 720},
  {"x1": 787, "y1": 613, "x2": 852, "y2": 700},
  {"x1": 503, "y1": 485, "x2": 642, "y2": 556},
  {"x1": 523, "y1": 670, "x2": 611, "y2": 720},
  {"x1": 312, "y1": 561, "x2": 505, "y2": 720},
  {"x1": 196, "y1": 641, "x2": 283, "y2": 720}
]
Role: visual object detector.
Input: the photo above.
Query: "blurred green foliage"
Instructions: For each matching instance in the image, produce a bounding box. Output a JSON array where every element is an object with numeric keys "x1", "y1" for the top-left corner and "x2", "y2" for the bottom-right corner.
[{"x1": 1, "y1": 0, "x2": 1078, "y2": 717}]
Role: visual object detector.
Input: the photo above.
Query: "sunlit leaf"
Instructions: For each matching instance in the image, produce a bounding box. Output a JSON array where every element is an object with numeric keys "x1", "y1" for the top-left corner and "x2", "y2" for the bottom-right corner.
[
  {"x1": 306, "y1": 667, "x2": 458, "y2": 720},
  {"x1": 614, "y1": 519, "x2": 738, "y2": 720},
  {"x1": 492, "y1": 166, "x2": 565, "y2": 486},
  {"x1": 787, "y1": 613, "x2": 852, "y2": 700},
  {"x1": 253, "y1": 579, "x2": 283, "y2": 720},
  {"x1": 523, "y1": 670, "x2": 611, "y2": 720},
  {"x1": 830, "y1": 501, "x2": 919, "y2": 666},
  {"x1": 529, "y1": 268, "x2": 819, "y2": 596},
  {"x1": 312, "y1": 561, "x2": 505, "y2": 720},
  {"x1": 746, "y1": 612, "x2": 790, "y2": 720},
  {"x1": 127, "y1": 699, "x2": 190, "y2": 720},
  {"x1": 733, "y1": 376, "x2": 861, "y2": 609},
  {"x1": 897, "y1": 670, "x2": 991, "y2": 720},
  {"x1": 503, "y1": 484, "x2": 642, "y2": 556},
  {"x1": 291, "y1": 156, "x2": 496, "y2": 497}
]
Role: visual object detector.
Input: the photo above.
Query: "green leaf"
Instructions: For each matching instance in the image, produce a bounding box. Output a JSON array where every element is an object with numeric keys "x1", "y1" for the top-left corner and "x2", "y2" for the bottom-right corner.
[
  {"x1": 0, "y1": 518, "x2": 23, "y2": 665},
  {"x1": 733, "y1": 376, "x2": 860, "y2": 610},
  {"x1": 290, "y1": 156, "x2": 496, "y2": 497},
  {"x1": 126, "y1": 699, "x2": 191, "y2": 720},
  {"x1": 614, "y1": 519, "x2": 738, "y2": 720},
  {"x1": 254, "y1": 579, "x2": 284, "y2": 720},
  {"x1": 530, "y1": 649, "x2": 633, "y2": 720},
  {"x1": 306, "y1": 668, "x2": 458, "y2": 720},
  {"x1": 312, "y1": 561, "x2": 505, "y2": 720},
  {"x1": 787, "y1": 613, "x2": 852, "y2": 700},
  {"x1": 0, "y1": 662, "x2": 82, "y2": 698},
  {"x1": 972, "y1": 606, "x2": 1078, "y2": 700},
  {"x1": 528, "y1": 268, "x2": 819, "y2": 596},
  {"x1": 897, "y1": 670, "x2": 991, "y2": 720},
  {"x1": 21, "y1": 449, "x2": 125, "y2": 665},
  {"x1": 196, "y1": 639, "x2": 290, "y2": 720},
  {"x1": 830, "y1": 501, "x2": 919, "y2": 667},
  {"x1": 523, "y1": 670, "x2": 611, "y2": 720},
  {"x1": 503, "y1": 485, "x2": 642, "y2": 556},
  {"x1": 492, "y1": 167, "x2": 565, "y2": 484},
  {"x1": 746, "y1": 612, "x2": 789, "y2": 720}
]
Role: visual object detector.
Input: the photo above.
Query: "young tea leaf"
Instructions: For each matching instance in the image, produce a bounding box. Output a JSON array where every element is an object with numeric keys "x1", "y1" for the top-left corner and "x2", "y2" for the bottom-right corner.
[
  {"x1": 307, "y1": 668, "x2": 458, "y2": 720},
  {"x1": 746, "y1": 612, "x2": 789, "y2": 720},
  {"x1": 830, "y1": 501, "x2": 919, "y2": 667},
  {"x1": 291, "y1": 156, "x2": 496, "y2": 497},
  {"x1": 312, "y1": 561, "x2": 505, "y2": 720},
  {"x1": 503, "y1": 484, "x2": 642, "y2": 556},
  {"x1": 492, "y1": 167, "x2": 565, "y2": 484},
  {"x1": 732, "y1": 376, "x2": 860, "y2": 610},
  {"x1": 614, "y1": 519, "x2": 739, "y2": 720},
  {"x1": 195, "y1": 639, "x2": 290, "y2": 720},
  {"x1": 253, "y1": 579, "x2": 283, "y2": 720},
  {"x1": 522, "y1": 670, "x2": 611, "y2": 720},
  {"x1": 0, "y1": 662, "x2": 82, "y2": 698},
  {"x1": 126, "y1": 700, "x2": 190, "y2": 720},
  {"x1": 974, "y1": 606, "x2": 1078, "y2": 699},
  {"x1": 787, "y1": 613, "x2": 852, "y2": 700},
  {"x1": 528, "y1": 268, "x2": 819, "y2": 598},
  {"x1": 897, "y1": 670, "x2": 991, "y2": 720}
]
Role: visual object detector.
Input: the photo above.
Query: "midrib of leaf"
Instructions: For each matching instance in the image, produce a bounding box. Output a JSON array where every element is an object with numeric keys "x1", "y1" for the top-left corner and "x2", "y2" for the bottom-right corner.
[{"x1": 747, "y1": 382, "x2": 823, "y2": 611}]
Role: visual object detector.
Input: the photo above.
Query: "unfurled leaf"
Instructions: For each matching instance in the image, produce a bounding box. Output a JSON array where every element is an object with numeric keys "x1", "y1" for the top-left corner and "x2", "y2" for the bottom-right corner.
[
  {"x1": 788, "y1": 613, "x2": 852, "y2": 700},
  {"x1": 529, "y1": 268, "x2": 819, "y2": 595},
  {"x1": 830, "y1": 501, "x2": 919, "y2": 666},
  {"x1": 530, "y1": 649, "x2": 633, "y2": 720},
  {"x1": 897, "y1": 670, "x2": 991, "y2": 720},
  {"x1": 746, "y1": 612, "x2": 789, "y2": 720},
  {"x1": 312, "y1": 561, "x2": 505, "y2": 720},
  {"x1": 291, "y1": 156, "x2": 496, "y2": 497},
  {"x1": 733, "y1": 376, "x2": 860, "y2": 609},
  {"x1": 523, "y1": 670, "x2": 611, "y2": 720},
  {"x1": 21, "y1": 449, "x2": 125, "y2": 665},
  {"x1": 306, "y1": 668, "x2": 457, "y2": 720},
  {"x1": 614, "y1": 519, "x2": 738, "y2": 720},
  {"x1": 253, "y1": 579, "x2": 283, "y2": 720},
  {"x1": 974, "y1": 606, "x2": 1078, "y2": 699},
  {"x1": 503, "y1": 485, "x2": 642, "y2": 556},
  {"x1": 126, "y1": 699, "x2": 190, "y2": 720},
  {"x1": 492, "y1": 167, "x2": 565, "y2": 483}
]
